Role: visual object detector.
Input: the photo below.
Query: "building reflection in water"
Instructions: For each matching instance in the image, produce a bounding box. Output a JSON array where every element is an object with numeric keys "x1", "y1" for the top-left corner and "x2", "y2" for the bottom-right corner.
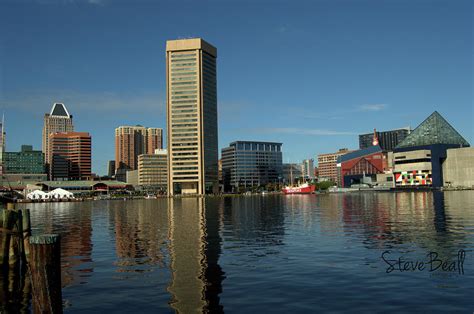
[
  {"x1": 338, "y1": 191, "x2": 470, "y2": 256},
  {"x1": 25, "y1": 202, "x2": 94, "y2": 287},
  {"x1": 112, "y1": 200, "x2": 169, "y2": 270},
  {"x1": 221, "y1": 196, "x2": 285, "y2": 247},
  {"x1": 167, "y1": 197, "x2": 225, "y2": 313}
]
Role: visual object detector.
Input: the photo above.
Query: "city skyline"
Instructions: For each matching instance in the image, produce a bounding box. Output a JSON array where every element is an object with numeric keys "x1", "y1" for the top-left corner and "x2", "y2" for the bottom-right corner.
[{"x1": 1, "y1": 0, "x2": 472, "y2": 175}]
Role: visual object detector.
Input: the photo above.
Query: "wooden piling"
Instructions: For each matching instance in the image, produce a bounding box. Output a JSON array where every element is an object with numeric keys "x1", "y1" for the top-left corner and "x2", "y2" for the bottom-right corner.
[
  {"x1": 29, "y1": 234, "x2": 63, "y2": 314},
  {"x1": 1, "y1": 210, "x2": 15, "y2": 268},
  {"x1": 22, "y1": 209, "x2": 31, "y2": 261},
  {"x1": 8, "y1": 210, "x2": 23, "y2": 267}
]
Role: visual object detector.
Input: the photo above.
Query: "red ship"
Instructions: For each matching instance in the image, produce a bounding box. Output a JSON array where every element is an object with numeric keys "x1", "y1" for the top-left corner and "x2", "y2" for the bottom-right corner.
[{"x1": 282, "y1": 183, "x2": 316, "y2": 194}]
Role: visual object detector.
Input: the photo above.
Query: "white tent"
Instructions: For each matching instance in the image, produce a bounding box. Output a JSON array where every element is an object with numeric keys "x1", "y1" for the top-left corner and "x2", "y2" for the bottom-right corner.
[
  {"x1": 47, "y1": 188, "x2": 74, "y2": 199},
  {"x1": 26, "y1": 190, "x2": 48, "y2": 200}
]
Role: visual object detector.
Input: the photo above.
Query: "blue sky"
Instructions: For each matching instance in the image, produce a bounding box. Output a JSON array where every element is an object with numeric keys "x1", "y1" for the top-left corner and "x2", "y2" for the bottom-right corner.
[{"x1": 0, "y1": 0, "x2": 472, "y2": 175}]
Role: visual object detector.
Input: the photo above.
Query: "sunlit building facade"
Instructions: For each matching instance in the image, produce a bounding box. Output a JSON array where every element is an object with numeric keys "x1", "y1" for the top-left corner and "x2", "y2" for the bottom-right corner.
[
  {"x1": 138, "y1": 149, "x2": 168, "y2": 190},
  {"x1": 50, "y1": 132, "x2": 91, "y2": 180},
  {"x1": 43, "y1": 103, "x2": 74, "y2": 170},
  {"x1": 166, "y1": 38, "x2": 218, "y2": 195},
  {"x1": 393, "y1": 111, "x2": 470, "y2": 188},
  {"x1": 115, "y1": 126, "x2": 163, "y2": 172}
]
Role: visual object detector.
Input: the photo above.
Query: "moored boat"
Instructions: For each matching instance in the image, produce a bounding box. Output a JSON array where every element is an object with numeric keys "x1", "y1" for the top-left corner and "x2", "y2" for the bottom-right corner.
[{"x1": 282, "y1": 183, "x2": 316, "y2": 194}]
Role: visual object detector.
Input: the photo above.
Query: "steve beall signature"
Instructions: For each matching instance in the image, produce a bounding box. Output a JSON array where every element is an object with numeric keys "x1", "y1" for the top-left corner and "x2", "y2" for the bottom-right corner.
[{"x1": 381, "y1": 250, "x2": 466, "y2": 274}]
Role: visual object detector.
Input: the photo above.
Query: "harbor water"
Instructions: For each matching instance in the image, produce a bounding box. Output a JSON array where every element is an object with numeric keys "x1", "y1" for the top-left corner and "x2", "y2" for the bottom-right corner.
[{"x1": 10, "y1": 191, "x2": 474, "y2": 312}]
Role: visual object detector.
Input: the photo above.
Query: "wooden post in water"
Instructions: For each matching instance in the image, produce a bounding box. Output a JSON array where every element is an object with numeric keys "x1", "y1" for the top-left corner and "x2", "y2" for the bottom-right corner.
[
  {"x1": 8, "y1": 210, "x2": 22, "y2": 268},
  {"x1": 22, "y1": 209, "x2": 31, "y2": 262},
  {"x1": 1, "y1": 209, "x2": 15, "y2": 268},
  {"x1": 29, "y1": 234, "x2": 63, "y2": 314}
]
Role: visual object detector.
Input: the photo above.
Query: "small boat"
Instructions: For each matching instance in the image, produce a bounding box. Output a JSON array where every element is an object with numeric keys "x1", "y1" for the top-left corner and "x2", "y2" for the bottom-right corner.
[{"x1": 282, "y1": 183, "x2": 316, "y2": 195}]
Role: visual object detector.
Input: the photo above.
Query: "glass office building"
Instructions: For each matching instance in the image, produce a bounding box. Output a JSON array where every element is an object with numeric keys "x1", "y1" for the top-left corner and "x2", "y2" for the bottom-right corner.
[
  {"x1": 3, "y1": 145, "x2": 45, "y2": 174},
  {"x1": 359, "y1": 128, "x2": 411, "y2": 151},
  {"x1": 221, "y1": 141, "x2": 283, "y2": 192}
]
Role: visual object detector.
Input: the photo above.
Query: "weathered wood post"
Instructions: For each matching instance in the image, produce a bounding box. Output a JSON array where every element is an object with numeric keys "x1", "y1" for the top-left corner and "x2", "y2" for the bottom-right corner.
[
  {"x1": 8, "y1": 210, "x2": 22, "y2": 268},
  {"x1": 1, "y1": 209, "x2": 15, "y2": 268},
  {"x1": 29, "y1": 234, "x2": 63, "y2": 314},
  {"x1": 22, "y1": 209, "x2": 31, "y2": 262}
]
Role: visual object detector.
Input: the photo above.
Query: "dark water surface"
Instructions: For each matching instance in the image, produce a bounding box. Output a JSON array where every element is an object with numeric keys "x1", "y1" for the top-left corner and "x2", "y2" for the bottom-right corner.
[{"x1": 13, "y1": 191, "x2": 474, "y2": 313}]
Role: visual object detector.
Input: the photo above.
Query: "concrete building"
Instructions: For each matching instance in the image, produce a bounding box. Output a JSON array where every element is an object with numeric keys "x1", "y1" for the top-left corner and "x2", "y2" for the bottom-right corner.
[
  {"x1": 115, "y1": 126, "x2": 163, "y2": 172},
  {"x1": 302, "y1": 159, "x2": 315, "y2": 179},
  {"x1": 337, "y1": 145, "x2": 388, "y2": 187},
  {"x1": 126, "y1": 170, "x2": 139, "y2": 186},
  {"x1": 359, "y1": 127, "x2": 411, "y2": 151},
  {"x1": 138, "y1": 149, "x2": 168, "y2": 191},
  {"x1": 393, "y1": 149, "x2": 433, "y2": 187},
  {"x1": 282, "y1": 163, "x2": 303, "y2": 185},
  {"x1": 443, "y1": 147, "x2": 474, "y2": 188},
  {"x1": 146, "y1": 128, "x2": 163, "y2": 154},
  {"x1": 221, "y1": 141, "x2": 282, "y2": 192},
  {"x1": 50, "y1": 132, "x2": 91, "y2": 181},
  {"x1": 43, "y1": 103, "x2": 74, "y2": 169},
  {"x1": 393, "y1": 111, "x2": 470, "y2": 188},
  {"x1": 3, "y1": 145, "x2": 45, "y2": 174},
  {"x1": 167, "y1": 38, "x2": 218, "y2": 195},
  {"x1": 317, "y1": 148, "x2": 353, "y2": 184}
]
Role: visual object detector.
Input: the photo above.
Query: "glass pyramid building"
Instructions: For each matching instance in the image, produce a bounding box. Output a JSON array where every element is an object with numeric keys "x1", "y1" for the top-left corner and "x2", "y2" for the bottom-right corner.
[{"x1": 396, "y1": 111, "x2": 470, "y2": 149}]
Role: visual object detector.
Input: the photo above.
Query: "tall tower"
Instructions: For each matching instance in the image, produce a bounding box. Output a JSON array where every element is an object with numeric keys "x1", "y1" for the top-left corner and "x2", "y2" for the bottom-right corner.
[
  {"x1": 43, "y1": 103, "x2": 74, "y2": 168},
  {"x1": 166, "y1": 38, "x2": 218, "y2": 195}
]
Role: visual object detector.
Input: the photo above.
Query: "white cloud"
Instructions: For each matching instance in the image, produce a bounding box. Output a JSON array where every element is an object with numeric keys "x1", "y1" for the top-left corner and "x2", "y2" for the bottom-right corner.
[
  {"x1": 356, "y1": 104, "x2": 388, "y2": 112},
  {"x1": 0, "y1": 89, "x2": 165, "y2": 115},
  {"x1": 246, "y1": 127, "x2": 357, "y2": 136}
]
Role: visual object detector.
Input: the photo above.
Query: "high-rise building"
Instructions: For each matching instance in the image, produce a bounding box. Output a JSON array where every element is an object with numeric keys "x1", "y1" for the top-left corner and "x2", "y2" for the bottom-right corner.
[
  {"x1": 221, "y1": 141, "x2": 282, "y2": 192},
  {"x1": 3, "y1": 145, "x2": 45, "y2": 174},
  {"x1": 43, "y1": 103, "x2": 74, "y2": 169},
  {"x1": 50, "y1": 132, "x2": 91, "y2": 180},
  {"x1": 317, "y1": 148, "x2": 353, "y2": 184},
  {"x1": 115, "y1": 126, "x2": 163, "y2": 172},
  {"x1": 107, "y1": 160, "x2": 116, "y2": 177},
  {"x1": 146, "y1": 128, "x2": 163, "y2": 154},
  {"x1": 302, "y1": 159, "x2": 315, "y2": 179},
  {"x1": 166, "y1": 38, "x2": 218, "y2": 195},
  {"x1": 138, "y1": 149, "x2": 168, "y2": 190},
  {"x1": 359, "y1": 127, "x2": 411, "y2": 151}
]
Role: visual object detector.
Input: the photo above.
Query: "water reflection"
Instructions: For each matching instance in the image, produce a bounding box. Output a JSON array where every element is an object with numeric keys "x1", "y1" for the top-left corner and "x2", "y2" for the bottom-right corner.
[
  {"x1": 10, "y1": 191, "x2": 474, "y2": 313},
  {"x1": 25, "y1": 202, "x2": 93, "y2": 287},
  {"x1": 166, "y1": 198, "x2": 227, "y2": 312},
  {"x1": 112, "y1": 200, "x2": 169, "y2": 270},
  {"x1": 337, "y1": 191, "x2": 472, "y2": 258}
]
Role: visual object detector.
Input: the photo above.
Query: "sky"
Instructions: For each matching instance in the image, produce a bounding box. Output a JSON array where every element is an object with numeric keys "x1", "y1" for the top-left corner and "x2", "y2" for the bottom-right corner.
[{"x1": 0, "y1": 0, "x2": 472, "y2": 175}]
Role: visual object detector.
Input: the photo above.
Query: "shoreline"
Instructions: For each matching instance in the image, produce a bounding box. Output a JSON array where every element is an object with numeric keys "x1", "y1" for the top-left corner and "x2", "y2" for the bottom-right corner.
[{"x1": 11, "y1": 187, "x2": 474, "y2": 204}]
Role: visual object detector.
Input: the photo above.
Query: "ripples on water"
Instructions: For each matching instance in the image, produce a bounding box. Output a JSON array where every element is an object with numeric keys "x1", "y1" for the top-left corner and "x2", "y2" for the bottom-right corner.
[{"x1": 7, "y1": 191, "x2": 473, "y2": 313}]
